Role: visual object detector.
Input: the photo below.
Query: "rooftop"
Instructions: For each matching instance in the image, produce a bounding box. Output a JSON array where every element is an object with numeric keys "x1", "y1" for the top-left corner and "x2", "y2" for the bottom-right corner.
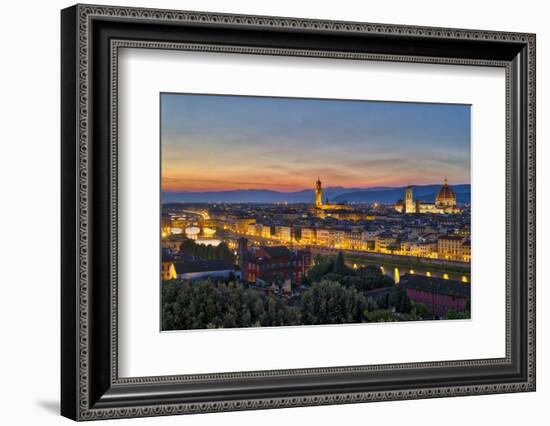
[
  {"x1": 399, "y1": 274, "x2": 470, "y2": 298},
  {"x1": 260, "y1": 246, "x2": 292, "y2": 258},
  {"x1": 173, "y1": 259, "x2": 234, "y2": 274},
  {"x1": 438, "y1": 235, "x2": 464, "y2": 241}
]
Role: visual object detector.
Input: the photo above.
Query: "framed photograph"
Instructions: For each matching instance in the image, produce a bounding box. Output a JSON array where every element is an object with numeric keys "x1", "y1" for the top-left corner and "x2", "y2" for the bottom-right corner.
[{"x1": 61, "y1": 4, "x2": 536, "y2": 421}]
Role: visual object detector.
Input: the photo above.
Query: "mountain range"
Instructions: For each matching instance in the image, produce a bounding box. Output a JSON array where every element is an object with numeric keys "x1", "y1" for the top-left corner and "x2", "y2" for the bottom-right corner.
[{"x1": 162, "y1": 184, "x2": 471, "y2": 205}]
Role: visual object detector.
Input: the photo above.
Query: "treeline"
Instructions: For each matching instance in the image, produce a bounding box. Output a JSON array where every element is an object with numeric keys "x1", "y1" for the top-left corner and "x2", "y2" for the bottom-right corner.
[
  {"x1": 162, "y1": 279, "x2": 432, "y2": 331},
  {"x1": 161, "y1": 252, "x2": 466, "y2": 331},
  {"x1": 162, "y1": 280, "x2": 298, "y2": 330},
  {"x1": 179, "y1": 239, "x2": 235, "y2": 264}
]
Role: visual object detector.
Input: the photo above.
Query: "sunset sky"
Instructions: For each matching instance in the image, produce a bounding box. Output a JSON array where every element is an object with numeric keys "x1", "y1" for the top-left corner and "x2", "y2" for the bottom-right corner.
[{"x1": 161, "y1": 93, "x2": 470, "y2": 193}]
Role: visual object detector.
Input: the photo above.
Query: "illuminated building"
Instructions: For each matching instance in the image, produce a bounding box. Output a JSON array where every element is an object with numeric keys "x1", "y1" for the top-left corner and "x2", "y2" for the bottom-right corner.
[
  {"x1": 274, "y1": 225, "x2": 292, "y2": 242},
  {"x1": 394, "y1": 178, "x2": 461, "y2": 214},
  {"x1": 314, "y1": 228, "x2": 346, "y2": 247},
  {"x1": 235, "y1": 217, "x2": 256, "y2": 234},
  {"x1": 313, "y1": 178, "x2": 352, "y2": 211},
  {"x1": 348, "y1": 229, "x2": 363, "y2": 250},
  {"x1": 334, "y1": 230, "x2": 347, "y2": 247},
  {"x1": 406, "y1": 241, "x2": 438, "y2": 258},
  {"x1": 246, "y1": 246, "x2": 311, "y2": 289},
  {"x1": 316, "y1": 229, "x2": 331, "y2": 246},
  {"x1": 394, "y1": 199, "x2": 404, "y2": 212},
  {"x1": 404, "y1": 186, "x2": 415, "y2": 213},
  {"x1": 300, "y1": 227, "x2": 316, "y2": 244},
  {"x1": 437, "y1": 235, "x2": 466, "y2": 261},
  {"x1": 461, "y1": 238, "x2": 471, "y2": 262},
  {"x1": 315, "y1": 177, "x2": 323, "y2": 208},
  {"x1": 161, "y1": 214, "x2": 172, "y2": 237},
  {"x1": 436, "y1": 178, "x2": 458, "y2": 208},
  {"x1": 247, "y1": 223, "x2": 258, "y2": 236},
  {"x1": 260, "y1": 224, "x2": 272, "y2": 238},
  {"x1": 361, "y1": 229, "x2": 380, "y2": 245},
  {"x1": 161, "y1": 261, "x2": 177, "y2": 280},
  {"x1": 375, "y1": 233, "x2": 398, "y2": 253}
]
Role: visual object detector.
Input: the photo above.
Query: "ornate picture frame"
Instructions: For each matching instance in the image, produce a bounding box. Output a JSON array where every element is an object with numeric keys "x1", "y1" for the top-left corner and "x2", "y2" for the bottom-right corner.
[{"x1": 61, "y1": 4, "x2": 535, "y2": 421}]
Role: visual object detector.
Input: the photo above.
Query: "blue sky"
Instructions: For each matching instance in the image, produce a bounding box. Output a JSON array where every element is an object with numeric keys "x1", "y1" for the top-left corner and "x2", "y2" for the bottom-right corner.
[{"x1": 161, "y1": 93, "x2": 470, "y2": 192}]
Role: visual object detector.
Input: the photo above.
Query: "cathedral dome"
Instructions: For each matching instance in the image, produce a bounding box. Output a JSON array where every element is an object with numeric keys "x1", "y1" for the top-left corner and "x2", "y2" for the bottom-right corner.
[{"x1": 435, "y1": 178, "x2": 457, "y2": 207}]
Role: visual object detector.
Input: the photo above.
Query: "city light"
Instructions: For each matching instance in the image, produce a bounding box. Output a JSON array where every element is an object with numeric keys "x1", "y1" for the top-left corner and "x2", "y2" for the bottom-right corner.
[
  {"x1": 161, "y1": 177, "x2": 470, "y2": 293},
  {"x1": 159, "y1": 93, "x2": 472, "y2": 330}
]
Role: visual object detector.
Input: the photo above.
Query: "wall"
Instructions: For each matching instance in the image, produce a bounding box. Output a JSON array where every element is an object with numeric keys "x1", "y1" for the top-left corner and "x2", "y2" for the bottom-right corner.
[{"x1": 0, "y1": 0, "x2": 547, "y2": 424}]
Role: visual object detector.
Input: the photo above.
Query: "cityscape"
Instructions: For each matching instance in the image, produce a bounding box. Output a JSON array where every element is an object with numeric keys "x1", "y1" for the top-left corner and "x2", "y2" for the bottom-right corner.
[{"x1": 160, "y1": 93, "x2": 471, "y2": 330}]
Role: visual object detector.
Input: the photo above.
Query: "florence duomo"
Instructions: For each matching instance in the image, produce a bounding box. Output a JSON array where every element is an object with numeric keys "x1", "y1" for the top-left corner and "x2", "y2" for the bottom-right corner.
[{"x1": 394, "y1": 178, "x2": 460, "y2": 214}]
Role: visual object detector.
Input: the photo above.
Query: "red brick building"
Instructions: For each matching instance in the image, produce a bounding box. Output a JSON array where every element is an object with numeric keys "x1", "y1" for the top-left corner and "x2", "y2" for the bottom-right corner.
[
  {"x1": 246, "y1": 246, "x2": 311, "y2": 290},
  {"x1": 399, "y1": 274, "x2": 470, "y2": 318}
]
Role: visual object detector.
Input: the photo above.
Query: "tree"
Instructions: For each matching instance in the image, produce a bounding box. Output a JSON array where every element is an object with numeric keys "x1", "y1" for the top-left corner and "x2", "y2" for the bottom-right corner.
[
  {"x1": 364, "y1": 309, "x2": 394, "y2": 322},
  {"x1": 307, "y1": 253, "x2": 356, "y2": 284},
  {"x1": 333, "y1": 251, "x2": 346, "y2": 275},
  {"x1": 386, "y1": 242, "x2": 401, "y2": 255},
  {"x1": 161, "y1": 279, "x2": 301, "y2": 330},
  {"x1": 411, "y1": 302, "x2": 431, "y2": 319},
  {"x1": 240, "y1": 305, "x2": 252, "y2": 327},
  {"x1": 350, "y1": 267, "x2": 394, "y2": 292},
  {"x1": 178, "y1": 238, "x2": 236, "y2": 263},
  {"x1": 388, "y1": 286, "x2": 412, "y2": 314},
  {"x1": 446, "y1": 309, "x2": 470, "y2": 320},
  {"x1": 300, "y1": 280, "x2": 366, "y2": 325},
  {"x1": 179, "y1": 239, "x2": 196, "y2": 254},
  {"x1": 307, "y1": 255, "x2": 335, "y2": 283}
]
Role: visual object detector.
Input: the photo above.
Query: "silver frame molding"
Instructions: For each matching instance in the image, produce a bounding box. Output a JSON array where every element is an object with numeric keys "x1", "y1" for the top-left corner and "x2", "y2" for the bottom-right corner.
[{"x1": 61, "y1": 4, "x2": 536, "y2": 421}]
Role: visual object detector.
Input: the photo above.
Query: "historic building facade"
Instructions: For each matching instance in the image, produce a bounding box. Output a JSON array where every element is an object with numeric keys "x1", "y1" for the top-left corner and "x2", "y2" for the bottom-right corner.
[
  {"x1": 245, "y1": 246, "x2": 311, "y2": 291},
  {"x1": 314, "y1": 178, "x2": 352, "y2": 211},
  {"x1": 395, "y1": 178, "x2": 461, "y2": 214}
]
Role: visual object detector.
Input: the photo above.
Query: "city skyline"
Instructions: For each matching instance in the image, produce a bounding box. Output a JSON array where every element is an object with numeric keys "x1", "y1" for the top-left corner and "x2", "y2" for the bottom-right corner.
[
  {"x1": 161, "y1": 93, "x2": 471, "y2": 328},
  {"x1": 161, "y1": 93, "x2": 471, "y2": 193}
]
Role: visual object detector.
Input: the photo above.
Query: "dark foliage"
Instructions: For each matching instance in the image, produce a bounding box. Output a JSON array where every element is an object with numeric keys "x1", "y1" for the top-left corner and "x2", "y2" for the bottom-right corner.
[
  {"x1": 308, "y1": 254, "x2": 394, "y2": 292},
  {"x1": 179, "y1": 238, "x2": 236, "y2": 264},
  {"x1": 161, "y1": 253, "x2": 451, "y2": 330},
  {"x1": 162, "y1": 280, "x2": 300, "y2": 330}
]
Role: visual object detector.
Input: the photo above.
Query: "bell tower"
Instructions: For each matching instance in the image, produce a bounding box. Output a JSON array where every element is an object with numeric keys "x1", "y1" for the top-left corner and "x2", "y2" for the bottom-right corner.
[
  {"x1": 315, "y1": 178, "x2": 323, "y2": 208},
  {"x1": 404, "y1": 186, "x2": 415, "y2": 214}
]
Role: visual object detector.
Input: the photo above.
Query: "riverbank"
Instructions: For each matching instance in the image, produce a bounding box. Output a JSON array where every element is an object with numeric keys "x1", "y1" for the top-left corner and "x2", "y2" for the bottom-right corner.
[{"x1": 343, "y1": 253, "x2": 470, "y2": 275}]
